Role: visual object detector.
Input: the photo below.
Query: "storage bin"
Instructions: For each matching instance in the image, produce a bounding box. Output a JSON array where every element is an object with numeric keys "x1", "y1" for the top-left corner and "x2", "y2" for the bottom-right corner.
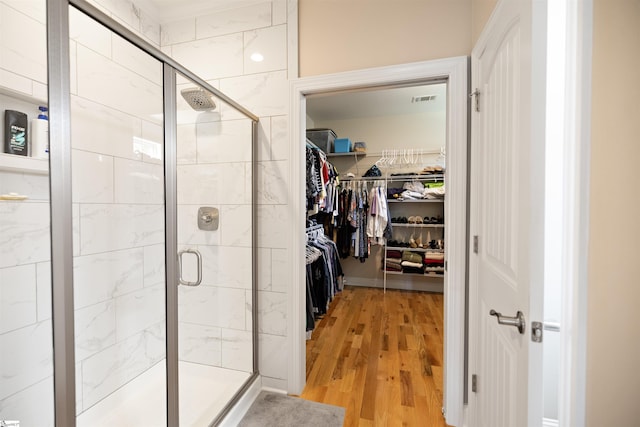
[
  {"x1": 353, "y1": 141, "x2": 366, "y2": 152},
  {"x1": 306, "y1": 128, "x2": 336, "y2": 153},
  {"x1": 334, "y1": 138, "x2": 352, "y2": 153}
]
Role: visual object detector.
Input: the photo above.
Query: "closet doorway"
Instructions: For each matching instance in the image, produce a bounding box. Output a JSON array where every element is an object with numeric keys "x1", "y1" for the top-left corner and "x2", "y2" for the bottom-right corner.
[{"x1": 290, "y1": 57, "x2": 468, "y2": 426}]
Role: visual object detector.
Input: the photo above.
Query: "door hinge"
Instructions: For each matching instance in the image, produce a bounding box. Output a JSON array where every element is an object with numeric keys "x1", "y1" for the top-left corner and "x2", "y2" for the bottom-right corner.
[
  {"x1": 469, "y1": 89, "x2": 480, "y2": 112},
  {"x1": 473, "y1": 235, "x2": 479, "y2": 254},
  {"x1": 472, "y1": 374, "x2": 477, "y2": 392}
]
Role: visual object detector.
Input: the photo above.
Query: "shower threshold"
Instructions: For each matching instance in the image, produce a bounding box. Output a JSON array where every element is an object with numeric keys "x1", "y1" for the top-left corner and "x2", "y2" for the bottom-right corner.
[{"x1": 76, "y1": 360, "x2": 251, "y2": 426}]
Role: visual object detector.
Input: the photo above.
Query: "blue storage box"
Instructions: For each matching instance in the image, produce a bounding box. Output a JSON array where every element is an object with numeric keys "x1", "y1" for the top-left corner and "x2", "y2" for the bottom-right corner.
[{"x1": 334, "y1": 138, "x2": 352, "y2": 153}]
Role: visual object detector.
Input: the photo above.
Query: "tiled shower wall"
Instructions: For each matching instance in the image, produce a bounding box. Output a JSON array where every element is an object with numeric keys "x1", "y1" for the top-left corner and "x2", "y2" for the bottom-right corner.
[{"x1": 161, "y1": 1, "x2": 292, "y2": 390}]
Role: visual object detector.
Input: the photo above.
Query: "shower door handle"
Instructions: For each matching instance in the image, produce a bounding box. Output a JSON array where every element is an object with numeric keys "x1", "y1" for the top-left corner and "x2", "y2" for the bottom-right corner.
[{"x1": 178, "y1": 249, "x2": 202, "y2": 286}]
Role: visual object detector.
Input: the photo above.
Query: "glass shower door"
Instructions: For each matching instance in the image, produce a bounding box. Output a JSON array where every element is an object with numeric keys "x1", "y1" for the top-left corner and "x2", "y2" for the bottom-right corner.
[
  {"x1": 69, "y1": 7, "x2": 167, "y2": 426},
  {"x1": 174, "y1": 73, "x2": 255, "y2": 426}
]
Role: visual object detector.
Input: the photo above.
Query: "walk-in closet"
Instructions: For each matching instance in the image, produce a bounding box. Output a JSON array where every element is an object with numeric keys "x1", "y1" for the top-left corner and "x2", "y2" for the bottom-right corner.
[{"x1": 301, "y1": 81, "x2": 452, "y2": 425}]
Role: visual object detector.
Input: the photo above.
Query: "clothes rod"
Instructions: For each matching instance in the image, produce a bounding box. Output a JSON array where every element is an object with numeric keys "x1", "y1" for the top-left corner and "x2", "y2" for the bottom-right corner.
[
  {"x1": 339, "y1": 177, "x2": 387, "y2": 182},
  {"x1": 375, "y1": 148, "x2": 443, "y2": 157}
]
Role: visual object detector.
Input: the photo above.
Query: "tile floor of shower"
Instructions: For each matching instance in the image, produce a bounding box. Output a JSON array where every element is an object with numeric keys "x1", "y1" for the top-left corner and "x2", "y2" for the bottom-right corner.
[{"x1": 76, "y1": 361, "x2": 249, "y2": 426}]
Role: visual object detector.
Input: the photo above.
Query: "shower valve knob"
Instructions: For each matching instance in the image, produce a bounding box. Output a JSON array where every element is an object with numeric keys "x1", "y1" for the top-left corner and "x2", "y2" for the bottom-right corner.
[{"x1": 197, "y1": 207, "x2": 219, "y2": 231}]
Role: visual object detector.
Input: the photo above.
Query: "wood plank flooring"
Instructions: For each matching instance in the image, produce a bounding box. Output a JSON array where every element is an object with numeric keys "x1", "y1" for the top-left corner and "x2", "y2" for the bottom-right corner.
[{"x1": 299, "y1": 286, "x2": 450, "y2": 427}]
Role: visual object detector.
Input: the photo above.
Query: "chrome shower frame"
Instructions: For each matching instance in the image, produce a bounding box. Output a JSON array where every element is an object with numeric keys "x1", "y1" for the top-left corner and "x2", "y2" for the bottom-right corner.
[{"x1": 47, "y1": 1, "x2": 260, "y2": 425}]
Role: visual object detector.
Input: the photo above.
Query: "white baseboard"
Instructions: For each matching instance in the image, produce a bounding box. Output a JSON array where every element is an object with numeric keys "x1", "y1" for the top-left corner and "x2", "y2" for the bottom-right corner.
[
  {"x1": 345, "y1": 275, "x2": 444, "y2": 293},
  {"x1": 261, "y1": 385, "x2": 287, "y2": 394},
  {"x1": 218, "y1": 375, "x2": 262, "y2": 427},
  {"x1": 543, "y1": 418, "x2": 559, "y2": 427}
]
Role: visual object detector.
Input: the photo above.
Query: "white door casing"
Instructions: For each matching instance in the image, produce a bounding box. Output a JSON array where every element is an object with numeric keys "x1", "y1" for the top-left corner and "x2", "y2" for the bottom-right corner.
[
  {"x1": 289, "y1": 57, "x2": 468, "y2": 426},
  {"x1": 469, "y1": 0, "x2": 545, "y2": 426}
]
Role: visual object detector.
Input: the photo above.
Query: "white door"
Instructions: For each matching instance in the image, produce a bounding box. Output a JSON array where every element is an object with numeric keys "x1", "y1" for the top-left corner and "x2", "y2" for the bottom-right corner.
[{"x1": 469, "y1": 0, "x2": 544, "y2": 425}]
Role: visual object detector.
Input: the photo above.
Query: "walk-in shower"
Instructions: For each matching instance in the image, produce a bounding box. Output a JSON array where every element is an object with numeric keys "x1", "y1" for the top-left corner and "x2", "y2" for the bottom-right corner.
[{"x1": 0, "y1": 0, "x2": 258, "y2": 426}]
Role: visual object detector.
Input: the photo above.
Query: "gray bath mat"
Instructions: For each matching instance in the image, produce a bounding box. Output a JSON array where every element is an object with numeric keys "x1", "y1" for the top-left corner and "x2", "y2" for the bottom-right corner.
[{"x1": 238, "y1": 391, "x2": 345, "y2": 427}]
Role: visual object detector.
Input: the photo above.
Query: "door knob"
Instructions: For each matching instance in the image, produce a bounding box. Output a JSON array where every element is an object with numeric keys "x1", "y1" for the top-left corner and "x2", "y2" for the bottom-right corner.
[{"x1": 489, "y1": 309, "x2": 526, "y2": 334}]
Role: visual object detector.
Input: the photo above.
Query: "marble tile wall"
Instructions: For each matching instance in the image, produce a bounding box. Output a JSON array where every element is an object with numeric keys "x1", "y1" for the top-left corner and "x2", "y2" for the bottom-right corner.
[{"x1": 162, "y1": 0, "x2": 292, "y2": 390}]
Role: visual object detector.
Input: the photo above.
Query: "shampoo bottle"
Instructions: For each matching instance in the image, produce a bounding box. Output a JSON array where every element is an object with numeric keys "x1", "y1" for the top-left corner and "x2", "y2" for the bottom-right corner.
[
  {"x1": 31, "y1": 106, "x2": 49, "y2": 158},
  {"x1": 4, "y1": 110, "x2": 28, "y2": 156}
]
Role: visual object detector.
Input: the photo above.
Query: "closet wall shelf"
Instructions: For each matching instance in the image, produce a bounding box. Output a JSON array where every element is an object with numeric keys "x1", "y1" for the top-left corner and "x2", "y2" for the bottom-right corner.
[
  {"x1": 391, "y1": 223, "x2": 444, "y2": 228},
  {"x1": 327, "y1": 152, "x2": 366, "y2": 157},
  {"x1": 386, "y1": 174, "x2": 444, "y2": 181},
  {"x1": 388, "y1": 199, "x2": 444, "y2": 204},
  {"x1": 0, "y1": 153, "x2": 48, "y2": 175},
  {"x1": 384, "y1": 270, "x2": 445, "y2": 278},
  {"x1": 385, "y1": 246, "x2": 444, "y2": 253}
]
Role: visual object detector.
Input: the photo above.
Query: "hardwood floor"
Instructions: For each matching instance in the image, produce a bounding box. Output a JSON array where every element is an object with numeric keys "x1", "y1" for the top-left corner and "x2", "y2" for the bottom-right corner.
[{"x1": 299, "y1": 286, "x2": 450, "y2": 427}]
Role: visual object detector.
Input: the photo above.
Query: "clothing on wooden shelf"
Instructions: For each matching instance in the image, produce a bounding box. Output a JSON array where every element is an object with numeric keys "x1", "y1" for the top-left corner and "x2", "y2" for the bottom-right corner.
[
  {"x1": 390, "y1": 179, "x2": 445, "y2": 200},
  {"x1": 305, "y1": 226, "x2": 343, "y2": 336},
  {"x1": 424, "y1": 251, "x2": 445, "y2": 275}
]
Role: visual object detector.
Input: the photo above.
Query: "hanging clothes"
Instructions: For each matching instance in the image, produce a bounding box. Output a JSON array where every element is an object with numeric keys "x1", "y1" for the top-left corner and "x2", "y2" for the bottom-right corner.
[
  {"x1": 336, "y1": 187, "x2": 354, "y2": 258},
  {"x1": 333, "y1": 179, "x2": 390, "y2": 263},
  {"x1": 367, "y1": 183, "x2": 389, "y2": 246},
  {"x1": 305, "y1": 226, "x2": 344, "y2": 336},
  {"x1": 305, "y1": 146, "x2": 339, "y2": 214}
]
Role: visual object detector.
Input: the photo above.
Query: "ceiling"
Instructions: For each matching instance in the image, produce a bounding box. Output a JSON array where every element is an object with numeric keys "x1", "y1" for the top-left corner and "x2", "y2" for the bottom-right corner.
[{"x1": 306, "y1": 82, "x2": 447, "y2": 122}]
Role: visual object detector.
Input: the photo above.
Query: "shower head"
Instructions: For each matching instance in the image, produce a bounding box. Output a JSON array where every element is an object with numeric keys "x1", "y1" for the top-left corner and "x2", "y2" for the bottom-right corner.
[{"x1": 180, "y1": 87, "x2": 217, "y2": 111}]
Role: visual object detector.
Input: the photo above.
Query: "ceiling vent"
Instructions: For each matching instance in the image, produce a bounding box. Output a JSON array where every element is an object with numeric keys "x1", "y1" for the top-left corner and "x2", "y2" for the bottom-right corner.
[{"x1": 411, "y1": 95, "x2": 437, "y2": 103}]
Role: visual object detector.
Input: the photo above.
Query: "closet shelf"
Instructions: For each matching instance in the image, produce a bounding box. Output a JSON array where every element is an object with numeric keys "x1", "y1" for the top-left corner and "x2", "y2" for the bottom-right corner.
[
  {"x1": 388, "y1": 199, "x2": 444, "y2": 204},
  {"x1": 386, "y1": 174, "x2": 444, "y2": 181},
  {"x1": 0, "y1": 153, "x2": 48, "y2": 175},
  {"x1": 385, "y1": 246, "x2": 444, "y2": 253},
  {"x1": 384, "y1": 270, "x2": 444, "y2": 278},
  {"x1": 326, "y1": 152, "x2": 366, "y2": 157},
  {"x1": 390, "y1": 223, "x2": 444, "y2": 228}
]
